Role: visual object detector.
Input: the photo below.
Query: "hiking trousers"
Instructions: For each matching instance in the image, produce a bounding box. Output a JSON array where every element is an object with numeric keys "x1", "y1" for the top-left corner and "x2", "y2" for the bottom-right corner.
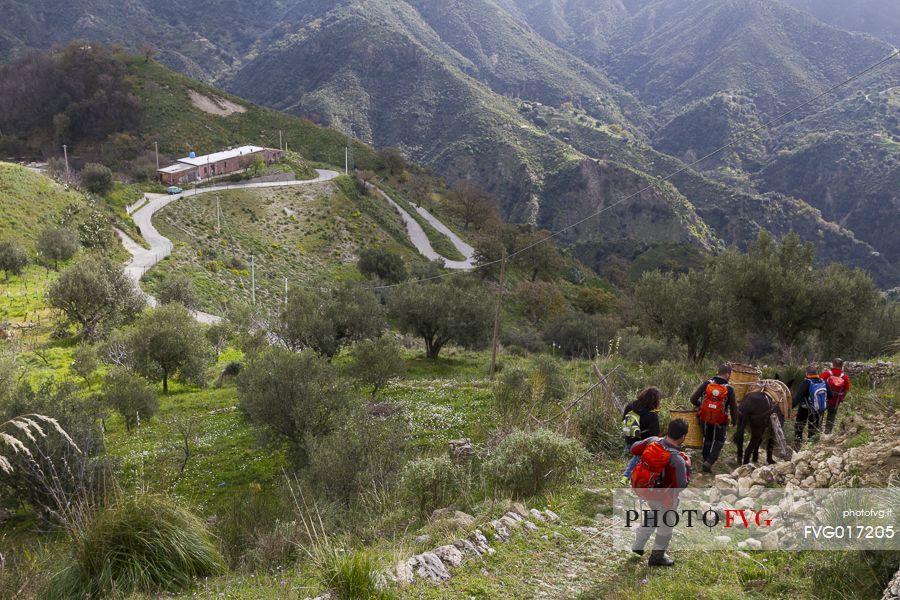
[
  {"x1": 794, "y1": 406, "x2": 821, "y2": 443},
  {"x1": 701, "y1": 422, "x2": 727, "y2": 465},
  {"x1": 825, "y1": 405, "x2": 839, "y2": 434},
  {"x1": 633, "y1": 499, "x2": 677, "y2": 553}
]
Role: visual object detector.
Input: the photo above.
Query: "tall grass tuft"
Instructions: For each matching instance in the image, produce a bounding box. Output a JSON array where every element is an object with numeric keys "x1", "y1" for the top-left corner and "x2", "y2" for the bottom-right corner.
[
  {"x1": 43, "y1": 494, "x2": 225, "y2": 599},
  {"x1": 318, "y1": 548, "x2": 397, "y2": 600}
]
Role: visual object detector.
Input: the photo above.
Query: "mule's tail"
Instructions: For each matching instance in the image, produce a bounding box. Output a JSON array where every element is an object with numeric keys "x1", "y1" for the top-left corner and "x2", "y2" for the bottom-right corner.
[{"x1": 732, "y1": 412, "x2": 748, "y2": 444}]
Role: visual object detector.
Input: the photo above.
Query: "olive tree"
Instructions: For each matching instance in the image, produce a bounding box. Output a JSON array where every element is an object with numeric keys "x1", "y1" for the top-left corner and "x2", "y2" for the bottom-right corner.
[
  {"x1": 37, "y1": 227, "x2": 79, "y2": 270},
  {"x1": 348, "y1": 335, "x2": 405, "y2": 397},
  {"x1": 633, "y1": 268, "x2": 736, "y2": 363},
  {"x1": 0, "y1": 239, "x2": 29, "y2": 281},
  {"x1": 237, "y1": 347, "x2": 350, "y2": 466},
  {"x1": 102, "y1": 368, "x2": 159, "y2": 430},
  {"x1": 124, "y1": 304, "x2": 213, "y2": 393},
  {"x1": 156, "y1": 274, "x2": 199, "y2": 311},
  {"x1": 276, "y1": 282, "x2": 384, "y2": 358},
  {"x1": 357, "y1": 247, "x2": 407, "y2": 283},
  {"x1": 388, "y1": 278, "x2": 493, "y2": 360},
  {"x1": 81, "y1": 163, "x2": 113, "y2": 195},
  {"x1": 48, "y1": 257, "x2": 144, "y2": 339}
]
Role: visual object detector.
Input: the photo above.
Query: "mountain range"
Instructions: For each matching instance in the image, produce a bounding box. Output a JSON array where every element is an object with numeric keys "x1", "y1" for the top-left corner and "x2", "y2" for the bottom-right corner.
[{"x1": 0, "y1": 0, "x2": 898, "y2": 286}]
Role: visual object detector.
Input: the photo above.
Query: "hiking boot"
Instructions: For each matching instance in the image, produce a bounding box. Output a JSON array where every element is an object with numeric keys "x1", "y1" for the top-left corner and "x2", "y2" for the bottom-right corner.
[
  {"x1": 648, "y1": 550, "x2": 675, "y2": 567},
  {"x1": 701, "y1": 461, "x2": 713, "y2": 474}
]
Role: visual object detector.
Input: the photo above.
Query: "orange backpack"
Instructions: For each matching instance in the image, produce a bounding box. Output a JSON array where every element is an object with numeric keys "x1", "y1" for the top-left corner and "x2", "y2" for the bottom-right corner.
[
  {"x1": 631, "y1": 441, "x2": 672, "y2": 492},
  {"x1": 699, "y1": 380, "x2": 729, "y2": 425}
]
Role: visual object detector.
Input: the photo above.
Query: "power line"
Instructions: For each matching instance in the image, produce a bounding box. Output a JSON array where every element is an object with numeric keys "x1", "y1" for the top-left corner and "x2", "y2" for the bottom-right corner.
[{"x1": 370, "y1": 48, "x2": 900, "y2": 290}]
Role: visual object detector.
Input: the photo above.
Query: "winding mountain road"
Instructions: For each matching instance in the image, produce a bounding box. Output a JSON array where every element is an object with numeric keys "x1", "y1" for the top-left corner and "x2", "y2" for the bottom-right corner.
[
  {"x1": 374, "y1": 187, "x2": 476, "y2": 270},
  {"x1": 118, "y1": 170, "x2": 475, "y2": 323}
]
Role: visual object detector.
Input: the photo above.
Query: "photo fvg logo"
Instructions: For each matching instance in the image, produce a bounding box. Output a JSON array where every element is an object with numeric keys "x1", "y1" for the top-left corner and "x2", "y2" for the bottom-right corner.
[{"x1": 624, "y1": 508, "x2": 774, "y2": 529}]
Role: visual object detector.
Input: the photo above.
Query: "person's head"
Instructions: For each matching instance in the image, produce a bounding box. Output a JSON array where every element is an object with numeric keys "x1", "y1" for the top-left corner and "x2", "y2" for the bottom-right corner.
[
  {"x1": 717, "y1": 364, "x2": 733, "y2": 381},
  {"x1": 832, "y1": 358, "x2": 844, "y2": 369},
  {"x1": 666, "y1": 419, "x2": 689, "y2": 446},
  {"x1": 806, "y1": 365, "x2": 818, "y2": 377},
  {"x1": 635, "y1": 386, "x2": 662, "y2": 412}
]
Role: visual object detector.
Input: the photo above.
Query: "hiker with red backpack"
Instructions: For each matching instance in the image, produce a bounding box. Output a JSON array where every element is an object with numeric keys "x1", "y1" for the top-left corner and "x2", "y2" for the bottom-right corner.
[
  {"x1": 793, "y1": 365, "x2": 832, "y2": 446},
  {"x1": 821, "y1": 358, "x2": 850, "y2": 434},
  {"x1": 690, "y1": 364, "x2": 738, "y2": 474},
  {"x1": 629, "y1": 419, "x2": 692, "y2": 567}
]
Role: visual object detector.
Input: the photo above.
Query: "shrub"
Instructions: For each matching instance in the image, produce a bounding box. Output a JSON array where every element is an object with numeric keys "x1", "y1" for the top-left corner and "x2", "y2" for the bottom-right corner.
[
  {"x1": 102, "y1": 368, "x2": 159, "y2": 430},
  {"x1": 306, "y1": 409, "x2": 408, "y2": 506},
  {"x1": 44, "y1": 495, "x2": 225, "y2": 598},
  {"x1": 401, "y1": 456, "x2": 464, "y2": 514},
  {"x1": 617, "y1": 327, "x2": 675, "y2": 364},
  {"x1": 217, "y1": 486, "x2": 291, "y2": 571},
  {"x1": 531, "y1": 355, "x2": 567, "y2": 404},
  {"x1": 484, "y1": 429, "x2": 587, "y2": 497},
  {"x1": 575, "y1": 392, "x2": 623, "y2": 457},
  {"x1": 81, "y1": 163, "x2": 113, "y2": 195},
  {"x1": 500, "y1": 325, "x2": 546, "y2": 354},
  {"x1": 493, "y1": 369, "x2": 530, "y2": 417},
  {"x1": 542, "y1": 313, "x2": 613, "y2": 358}
]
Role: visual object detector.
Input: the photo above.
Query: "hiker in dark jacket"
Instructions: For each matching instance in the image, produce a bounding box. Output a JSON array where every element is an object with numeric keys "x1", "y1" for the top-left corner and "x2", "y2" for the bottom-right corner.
[
  {"x1": 821, "y1": 358, "x2": 851, "y2": 434},
  {"x1": 793, "y1": 365, "x2": 832, "y2": 446},
  {"x1": 621, "y1": 387, "x2": 662, "y2": 484},
  {"x1": 690, "y1": 364, "x2": 738, "y2": 474},
  {"x1": 630, "y1": 419, "x2": 691, "y2": 567}
]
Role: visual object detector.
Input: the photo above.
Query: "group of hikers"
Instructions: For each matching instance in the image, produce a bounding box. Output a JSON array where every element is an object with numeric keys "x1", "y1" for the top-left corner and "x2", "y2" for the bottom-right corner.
[{"x1": 620, "y1": 359, "x2": 852, "y2": 566}]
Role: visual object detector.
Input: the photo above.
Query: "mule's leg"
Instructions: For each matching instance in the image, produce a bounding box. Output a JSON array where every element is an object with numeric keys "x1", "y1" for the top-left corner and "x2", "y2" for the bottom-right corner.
[
  {"x1": 766, "y1": 437, "x2": 776, "y2": 464},
  {"x1": 746, "y1": 425, "x2": 764, "y2": 465}
]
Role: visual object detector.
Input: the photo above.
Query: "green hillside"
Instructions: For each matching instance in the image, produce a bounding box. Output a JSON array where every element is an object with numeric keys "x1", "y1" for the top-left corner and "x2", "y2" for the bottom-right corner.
[
  {"x1": 144, "y1": 176, "x2": 420, "y2": 314},
  {"x1": 756, "y1": 132, "x2": 900, "y2": 261},
  {"x1": 0, "y1": 162, "x2": 88, "y2": 248},
  {"x1": 127, "y1": 56, "x2": 379, "y2": 170}
]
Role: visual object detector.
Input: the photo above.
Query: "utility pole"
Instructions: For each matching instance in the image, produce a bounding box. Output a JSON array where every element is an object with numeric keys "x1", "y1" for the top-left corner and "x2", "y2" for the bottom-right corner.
[
  {"x1": 345, "y1": 147, "x2": 349, "y2": 175},
  {"x1": 216, "y1": 195, "x2": 221, "y2": 235},
  {"x1": 489, "y1": 248, "x2": 507, "y2": 378},
  {"x1": 154, "y1": 141, "x2": 159, "y2": 171},
  {"x1": 284, "y1": 277, "x2": 289, "y2": 306},
  {"x1": 62, "y1": 144, "x2": 69, "y2": 178},
  {"x1": 250, "y1": 255, "x2": 256, "y2": 305},
  {"x1": 279, "y1": 130, "x2": 283, "y2": 152}
]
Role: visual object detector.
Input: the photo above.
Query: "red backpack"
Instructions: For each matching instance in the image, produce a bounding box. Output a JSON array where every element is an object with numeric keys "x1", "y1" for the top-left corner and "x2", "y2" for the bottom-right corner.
[
  {"x1": 827, "y1": 375, "x2": 847, "y2": 408},
  {"x1": 699, "y1": 380, "x2": 729, "y2": 425},
  {"x1": 631, "y1": 441, "x2": 672, "y2": 492}
]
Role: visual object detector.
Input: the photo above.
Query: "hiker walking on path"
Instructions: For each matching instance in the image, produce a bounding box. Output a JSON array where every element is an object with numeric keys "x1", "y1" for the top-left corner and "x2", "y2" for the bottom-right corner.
[
  {"x1": 821, "y1": 358, "x2": 850, "y2": 434},
  {"x1": 793, "y1": 365, "x2": 832, "y2": 446},
  {"x1": 690, "y1": 364, "x2": 738, "y2": 474},
  {"x1": 621, "y1": 387, "x2": 662, "y2": 485},
  {"x1": 629, "y1": 419, "x2": 691, "y2": 567}
]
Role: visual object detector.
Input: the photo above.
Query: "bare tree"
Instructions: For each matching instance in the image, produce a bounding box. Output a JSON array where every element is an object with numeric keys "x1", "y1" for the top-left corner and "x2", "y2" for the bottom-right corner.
[{"x1": 448, "y1": 182, "x2": 497, "y2": 230}]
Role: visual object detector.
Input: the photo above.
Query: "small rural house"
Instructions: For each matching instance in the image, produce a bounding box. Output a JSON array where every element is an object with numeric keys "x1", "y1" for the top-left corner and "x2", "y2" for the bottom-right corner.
[{"x1": 158, "y1": 146, "x2": 283, "y2": 185}]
